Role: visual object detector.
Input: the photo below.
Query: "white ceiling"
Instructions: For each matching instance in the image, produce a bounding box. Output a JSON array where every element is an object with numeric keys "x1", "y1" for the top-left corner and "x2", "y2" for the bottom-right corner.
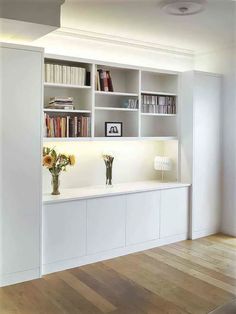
[{"x1": 59, "y1": 0, "x2": 235, "y2": 53}]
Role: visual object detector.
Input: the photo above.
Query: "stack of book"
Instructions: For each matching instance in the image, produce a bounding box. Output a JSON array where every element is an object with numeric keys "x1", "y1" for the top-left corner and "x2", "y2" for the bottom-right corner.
[
  {"x1": 96, "y1": 69, "x2": 114, "y2": 92},
  {"x1": 46, "y1": 97, "x2": 74, "y2": 110},
  {"x1": 44, "y1": 114, "x2": 91, "y2": 138},
  {"x1": 45, "y1": 63, "x2": 89, "y2": 86},
  {"x1": 141, "y1": 95, "x2": 176, "y2": 114}
]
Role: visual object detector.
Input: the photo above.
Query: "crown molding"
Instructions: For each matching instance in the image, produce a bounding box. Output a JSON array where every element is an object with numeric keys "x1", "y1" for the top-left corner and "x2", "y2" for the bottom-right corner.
[{"x1": 54, "y1": 27, "x2": 194, "y2": 58}]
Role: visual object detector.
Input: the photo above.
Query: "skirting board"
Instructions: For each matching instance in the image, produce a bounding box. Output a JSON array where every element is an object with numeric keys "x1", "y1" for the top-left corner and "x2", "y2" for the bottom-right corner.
[
  {"x1": 43, "y1": 233, "x2": 188, "y2": 275},
  {"x1": 0, "y1": 268, "x2": 40, "y2": 287},
  {"x1": 221, "y1": 225, "x2": 236, "y2": 237},
  {"x1": 191, "y1": 227, "x2": 220, "y2": 240}
]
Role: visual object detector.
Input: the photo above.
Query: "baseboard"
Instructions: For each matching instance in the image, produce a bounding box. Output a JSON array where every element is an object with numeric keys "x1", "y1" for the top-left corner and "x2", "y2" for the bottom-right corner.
[
  {"x1": 191, "y1": 227, "x2": 220, "y2": 240},
  {"x1": 221, "y1": 224, "x2": 236, "y2": 237},
  {"x1": 43, "y1": 233, "x2": 188, "y2": 275},
  {"x1": 0, "y1": 268, "x2": 40, "y2": 287}
]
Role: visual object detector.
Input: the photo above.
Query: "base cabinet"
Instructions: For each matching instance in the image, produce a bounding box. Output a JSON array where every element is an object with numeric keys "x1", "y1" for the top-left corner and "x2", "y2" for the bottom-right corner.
[
  {"x1": 43, "y1": 200, "x2": 86, "y2": 264},
  {"x1": 43, "y1": 186, "x2": 189, "y2": 274},
  {"x1": 160, "y1": 188, "x2": 189, "y2": 238},
  {"x1": 87, "y1": 196, "x2": 126, "y2": 254},
  {"x1": 126, "y1": 191, "x2": 160, "y2": 246}
]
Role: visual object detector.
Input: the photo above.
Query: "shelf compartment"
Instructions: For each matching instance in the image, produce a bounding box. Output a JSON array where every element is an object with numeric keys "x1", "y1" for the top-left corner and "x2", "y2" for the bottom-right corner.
[
  {"x1": 141, "y1": 71, "x2": 178, "y2": 95},
  {"x1": 44, "y1": 85, "x2": 92, "y2": 112},
  {"x1": 96, "y1": 64, "x2": 139, "y2": 94},
  {"x1": 95, "y1": 93, "x2": 139, "y2": 111},
  {"x1": 95, "y1": 110, "x2": 139, "y2": 138},
  {"x1": 141, "y1": 115, "x2": 177, "y2": 138},
  {"x1": 45, "y1": 58, "x2": 92, "y2": 87}
]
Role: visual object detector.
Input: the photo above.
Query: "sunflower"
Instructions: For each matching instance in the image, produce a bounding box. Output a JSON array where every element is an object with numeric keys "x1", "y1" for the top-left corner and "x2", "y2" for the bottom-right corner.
[
  {"x1": 43, "y1": 155, "x2": 54, "y2": 169},
  {"x1": 69, "y1": 155, "x2": 76, "y2": 166}
]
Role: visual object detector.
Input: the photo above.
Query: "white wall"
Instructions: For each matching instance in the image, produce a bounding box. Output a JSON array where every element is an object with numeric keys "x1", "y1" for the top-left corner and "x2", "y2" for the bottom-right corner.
[{"x1": 43, "y1": 140, "x2": 178, "y2": 193}]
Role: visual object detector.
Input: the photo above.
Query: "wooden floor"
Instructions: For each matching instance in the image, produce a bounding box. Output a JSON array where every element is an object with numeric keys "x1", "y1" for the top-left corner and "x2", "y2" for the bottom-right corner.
[{"x1": 1, "y1": 234, "x2": 236, "y2": 314}]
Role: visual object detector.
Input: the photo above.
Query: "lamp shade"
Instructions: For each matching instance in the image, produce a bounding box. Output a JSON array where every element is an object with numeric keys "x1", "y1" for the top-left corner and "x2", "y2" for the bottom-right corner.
[{"x1": 154, "y1": 156, "x2": 172, "y2": 171}]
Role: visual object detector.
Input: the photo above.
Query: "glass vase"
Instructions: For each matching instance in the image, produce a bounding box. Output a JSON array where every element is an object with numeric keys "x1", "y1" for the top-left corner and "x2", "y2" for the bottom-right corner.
[
  {"x1": 51, "y1": 173, "x2": 60, "y2": 195},
  {"x1": 106, "y1": 165, "x2": 113, "y2": 186}
]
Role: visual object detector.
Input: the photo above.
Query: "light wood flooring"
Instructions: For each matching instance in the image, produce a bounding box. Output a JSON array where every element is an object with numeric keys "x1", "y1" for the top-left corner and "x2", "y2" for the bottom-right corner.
[{"x1": 1, "y1": 234, "x2": 236, "y2": 314}]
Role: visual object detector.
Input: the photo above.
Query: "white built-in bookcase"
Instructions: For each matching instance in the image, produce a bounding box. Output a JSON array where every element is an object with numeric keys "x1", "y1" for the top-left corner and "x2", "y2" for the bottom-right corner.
[{"x1": 43, "y1": 54, "x2": 179, "y2": 142}]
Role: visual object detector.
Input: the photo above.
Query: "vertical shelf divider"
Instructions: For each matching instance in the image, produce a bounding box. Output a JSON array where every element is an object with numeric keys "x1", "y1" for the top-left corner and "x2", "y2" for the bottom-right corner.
[
  {"x1": 91, "y1": 63, "x2": 96, "y2": 139},
  {"x1": 138, "y1": 70, "x2": 142, "y2": 138}
]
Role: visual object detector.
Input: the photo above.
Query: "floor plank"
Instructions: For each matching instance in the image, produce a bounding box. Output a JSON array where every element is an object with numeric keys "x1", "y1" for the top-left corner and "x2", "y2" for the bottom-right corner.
[{"x1": 1, "y1": 234, "x2": 236, "y2": 314}]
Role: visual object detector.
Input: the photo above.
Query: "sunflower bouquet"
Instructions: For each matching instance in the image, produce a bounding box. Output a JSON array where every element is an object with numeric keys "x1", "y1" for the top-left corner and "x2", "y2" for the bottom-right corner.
[{"x1": 43, "y1": 147, "x2": 76, "y2": 195}]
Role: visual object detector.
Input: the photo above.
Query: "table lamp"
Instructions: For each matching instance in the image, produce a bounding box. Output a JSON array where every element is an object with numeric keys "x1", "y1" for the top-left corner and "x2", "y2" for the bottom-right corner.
[{"x1": 154, "y1": 156, "x2": 172, "y2": 181}]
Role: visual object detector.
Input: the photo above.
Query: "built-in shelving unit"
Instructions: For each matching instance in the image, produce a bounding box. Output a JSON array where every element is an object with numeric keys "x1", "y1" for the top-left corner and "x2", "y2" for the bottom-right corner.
[{"x1": 43, "y1": 55, "x2": 179, "y2": 141}]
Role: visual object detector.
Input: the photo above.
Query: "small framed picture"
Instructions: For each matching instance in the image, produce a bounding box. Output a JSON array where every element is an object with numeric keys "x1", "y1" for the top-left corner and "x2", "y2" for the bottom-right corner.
[{"x1": 105, "y1": 122, "x2": 123, "y2": 137}]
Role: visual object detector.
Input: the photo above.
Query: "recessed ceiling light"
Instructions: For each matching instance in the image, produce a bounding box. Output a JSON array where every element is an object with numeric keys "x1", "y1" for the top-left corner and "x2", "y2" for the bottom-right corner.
[{"x1": 159, "y1": 0, "x2": 207, "y2": 16}]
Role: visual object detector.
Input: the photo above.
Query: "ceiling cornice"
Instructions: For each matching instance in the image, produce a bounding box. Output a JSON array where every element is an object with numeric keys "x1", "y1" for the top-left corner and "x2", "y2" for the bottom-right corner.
[{"x1": 54, "y1": 27, "x2": 194, "y2": 58}]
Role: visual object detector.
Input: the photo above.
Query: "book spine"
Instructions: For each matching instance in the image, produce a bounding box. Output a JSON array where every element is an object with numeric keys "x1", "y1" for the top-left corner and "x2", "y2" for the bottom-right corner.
[
  {"x1": 103, "y1": 70, "x2": 109, "y2": 92},
  {"x1": 66, "y1": 66, "x2": 71, "y2": 85},
  {"x1": 98, "y1": 70, "x2": 104, "y2": 91},
  {"x1": 107, "y1": 71, "x2": 114, "y2": 92},
  {"x1": 62, "y1": 66, "x2": 67, "y2": 84}
]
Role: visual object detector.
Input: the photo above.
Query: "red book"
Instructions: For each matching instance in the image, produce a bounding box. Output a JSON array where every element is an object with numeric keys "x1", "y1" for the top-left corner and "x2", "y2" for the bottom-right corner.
[
  {"x1": 106, "y1": 71, "x2": 114, "y2": 92},
  {"x1": 103, "y1": 70, "x2": 109, "y2": 92}
]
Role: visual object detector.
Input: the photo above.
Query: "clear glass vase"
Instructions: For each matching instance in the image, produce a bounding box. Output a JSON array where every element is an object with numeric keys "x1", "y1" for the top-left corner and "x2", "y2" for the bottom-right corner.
[
  {"x1": 51, "y1": 173, "x2": 60, "y2": 195},
  {"x1": 106, "y1": 165, "x2": 113, "y2": 186}
]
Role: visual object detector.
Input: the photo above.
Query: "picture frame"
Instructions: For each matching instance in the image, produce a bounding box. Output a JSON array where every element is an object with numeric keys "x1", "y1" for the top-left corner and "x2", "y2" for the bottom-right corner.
[{"x1": 105, "y1": 122, "x2": 123, "y2": 137}]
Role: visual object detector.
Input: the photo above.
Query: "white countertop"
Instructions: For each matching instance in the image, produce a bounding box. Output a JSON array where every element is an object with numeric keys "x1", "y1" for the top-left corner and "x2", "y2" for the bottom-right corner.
[{"x1": 43, "y1": 181, "x2": 190, "y2": 204}]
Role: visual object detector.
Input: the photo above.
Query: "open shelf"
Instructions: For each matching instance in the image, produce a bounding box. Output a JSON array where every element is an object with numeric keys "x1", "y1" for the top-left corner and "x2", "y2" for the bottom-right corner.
[
  {"x1": 95, "y1": 107, "x2": 138, "y2": 112},
  {"x1": 94, "y1": 110, "x2": 139, "y2": 138},
  {"x1": 141, "y1": 115, "x2": 178, "y2": 138},
  {"x1": 95, "y1": 91, "x2": 138, "y2": 97},
  {"x1": 141, "y1": 71, "x2": 178, "y2": 95},
  {"x1": 44, "y1": 83, "x2": 91, "y2": 89},
  {"x1": 44, "y1": 109, "x2": 91, "y2": 114},
  {"x1": 141, "y1": 113, "x2": 176, "y2": 117},
  {"x1": 141, "y1": 90, "x2": 177, "y2": 96},
  {"x1": 96, "y1": 64, "x2": 139, "y2": 94}
]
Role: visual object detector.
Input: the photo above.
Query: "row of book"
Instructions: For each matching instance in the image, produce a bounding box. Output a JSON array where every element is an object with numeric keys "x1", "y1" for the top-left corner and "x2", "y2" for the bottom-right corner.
[
  {"x1": 44, "y1": 114, "x2": 91, "y2": 138},
  {"x1": 46, "y1": 97, "x2": 74, "y2": 110},
  {"x1": 45, "y1": 63, "x2": 89, "y2": 86},
  {"x1": 141, "y1": 95, "x2": 176, "y2": 114},
  {"x1": 96, "y1": 69, "x2": 114, "y2": 92}
]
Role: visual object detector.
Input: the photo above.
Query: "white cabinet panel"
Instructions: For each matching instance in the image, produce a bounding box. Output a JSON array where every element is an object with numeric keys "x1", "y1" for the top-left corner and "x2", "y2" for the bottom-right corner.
[
  {"x1": 193, "y1": 74, "x2": 221, "y2": 233},
  {"x1": 87, "y1": 196, "x2": 126, "y2": 254},
  {"x1": 160, "y1": 188, "x2": 189, "y2": 238},
  {"x1": 43, "y1": 201, "x2": 86, "y2": 264},
  {"x1": 126, "y1": 191, "x2": 160, "y2": 246},
  {"x1": 0, "y1": 45, "x2": 42, "y2": 276}
]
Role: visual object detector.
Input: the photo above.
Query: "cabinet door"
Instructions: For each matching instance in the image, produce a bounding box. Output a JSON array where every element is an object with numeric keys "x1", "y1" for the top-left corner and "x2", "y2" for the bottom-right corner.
[
  {"x1": 87, "y1": 196, "x2": 126, "y2": 254},
  {"x1": 193, "y1": 73, "x2": 221, "y2": 233},
  {"x1": 43, "y1": 201, "x2": 86, "y2": 264},
  {"x1": 160, "y1": 188, "x2": 189, "y2": 238},
  {"x1": 126, "y1": 191, "x2": 160, "y2": 246}
]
